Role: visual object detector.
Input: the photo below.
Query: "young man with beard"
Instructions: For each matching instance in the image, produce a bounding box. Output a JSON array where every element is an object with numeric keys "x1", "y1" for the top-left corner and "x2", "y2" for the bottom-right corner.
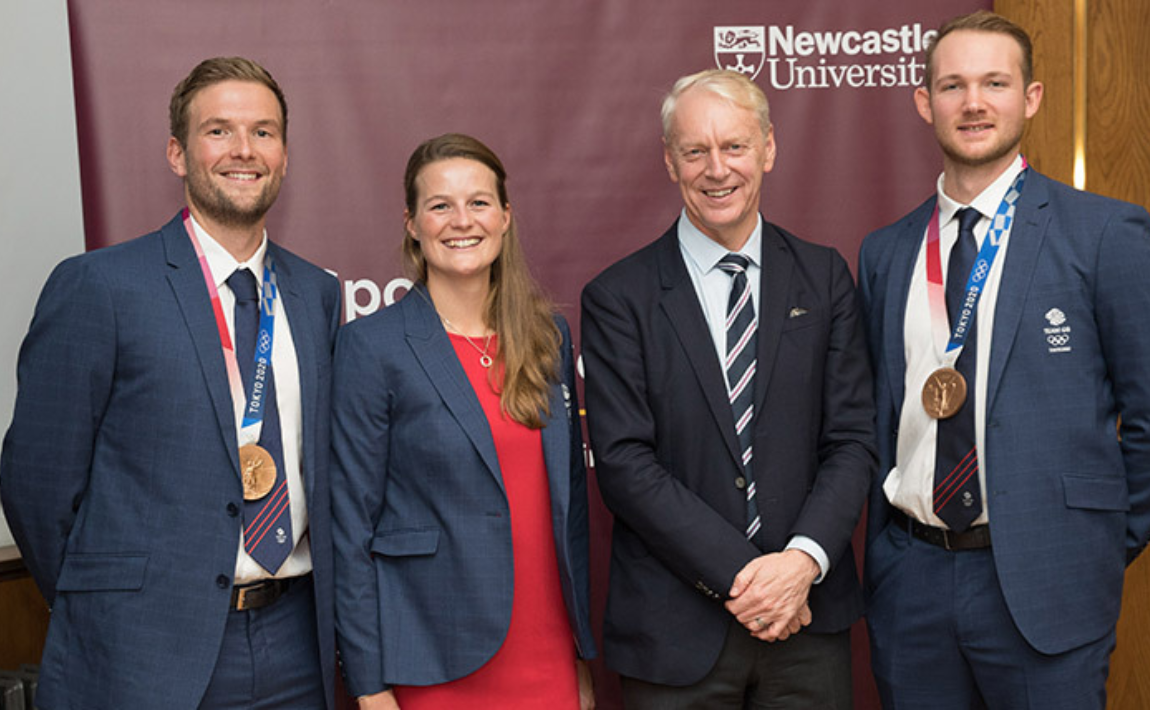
[
  {"x1": 859, "y1": 11, "x2": 1150, "y2": 709},
  {"x1": 0, "y1": 57, "x2": 340, "y2": 709}
]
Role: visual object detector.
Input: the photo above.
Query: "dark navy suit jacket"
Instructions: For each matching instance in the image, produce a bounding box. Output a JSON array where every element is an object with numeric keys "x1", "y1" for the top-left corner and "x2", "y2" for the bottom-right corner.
[
  {"x1": 331, "y1": 286, "x2": 596, "y2": 697},
  {"x1": 859, "y1": 170, "x2": 1150, "y2": 654},
  {"x1": 581, "y1": 218, "x2": 876, "y2": 685},
  {"x1": 0, "y1": 212, "x2": 341, "y2": 709}
]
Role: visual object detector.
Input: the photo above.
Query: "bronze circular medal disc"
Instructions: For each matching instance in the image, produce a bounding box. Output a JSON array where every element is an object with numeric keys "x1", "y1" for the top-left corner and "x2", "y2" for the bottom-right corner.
[
  {"x1": 922, "y1": 367, "x2": 967, "y2": 419},
  {"x1": 239, "y1": 444, "x2": 277, "y2": 500}
]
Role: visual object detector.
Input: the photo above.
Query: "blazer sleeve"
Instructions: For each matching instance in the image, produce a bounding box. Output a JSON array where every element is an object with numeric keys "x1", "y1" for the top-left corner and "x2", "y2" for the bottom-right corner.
[
  {"x1": 784, "y1": 248, "x2": 876, "y2": 567},
  {"x1": 1094, "y1": 203, "x2": 1150, "y2": 561},
  {"x1": 330, "y1": 321, "x2": 390, "y2": 697},
  {"x1": 581, "y1": 278, "x2": 762, "y2": 596},
  {"x1": 556, "y1": 315, "x2": 597, "y2": 659},
  {"x1": 0, "y1": 256, "x2": 116, "y2": 604}
]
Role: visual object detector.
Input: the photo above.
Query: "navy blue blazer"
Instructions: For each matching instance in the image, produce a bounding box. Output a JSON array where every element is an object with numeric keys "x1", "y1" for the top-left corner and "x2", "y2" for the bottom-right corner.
[
  {"x1": 859, "y1": 170, "x2": 1150, "y2": 654},
  {"x1": 581, "y1": 218, "x2": 876, "y2": 685},
  {"x1": 0, "y1": 213, "x2": 341, "y2": 710},
  {"x1": 331, "y1": 286, "x2": 596, "y2": 698}
]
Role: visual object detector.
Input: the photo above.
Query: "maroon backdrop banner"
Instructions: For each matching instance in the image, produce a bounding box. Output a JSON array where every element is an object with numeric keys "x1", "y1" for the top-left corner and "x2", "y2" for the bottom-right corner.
[{"x1": 69, "y1": 1, "x2": 988, "y2": 707}]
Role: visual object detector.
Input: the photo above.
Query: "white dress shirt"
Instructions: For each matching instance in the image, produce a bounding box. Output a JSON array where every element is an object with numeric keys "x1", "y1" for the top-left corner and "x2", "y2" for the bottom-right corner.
[
  {"x1": 885, "y1": 154, "x2": 1026, "y2": 528},
  {"x1": 191, "y1": 214, "x2": 312, "y2": 582}
]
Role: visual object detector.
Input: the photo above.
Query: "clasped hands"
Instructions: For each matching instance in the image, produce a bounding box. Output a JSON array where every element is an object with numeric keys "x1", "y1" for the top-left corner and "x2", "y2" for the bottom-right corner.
[{"x1": 725, "y1": 549, "x2": 819, "y2": 642}]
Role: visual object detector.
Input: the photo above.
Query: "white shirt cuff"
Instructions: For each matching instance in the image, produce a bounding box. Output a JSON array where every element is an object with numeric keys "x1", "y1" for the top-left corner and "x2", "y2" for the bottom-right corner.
[{"x1": 785, "y1": 535, "x2": 829, "y2": 584}]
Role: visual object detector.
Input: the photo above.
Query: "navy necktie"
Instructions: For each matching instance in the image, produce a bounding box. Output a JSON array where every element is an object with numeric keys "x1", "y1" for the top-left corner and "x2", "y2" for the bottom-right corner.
[
  {"x1": 934, "y1": 208, "x2": 984, "y2": 532},
  {"x1": 228, "y1": 268, "x2": 292, "y2": 573},
  {"x1": 717, "y1": 254, "x2": 761, "y2": 541}
]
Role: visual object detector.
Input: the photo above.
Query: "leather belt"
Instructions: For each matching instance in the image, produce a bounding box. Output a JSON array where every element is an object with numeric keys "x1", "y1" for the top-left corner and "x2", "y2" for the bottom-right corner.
[
  {"x1": 230, "y1": 574, "x2": 309, "y2": 611},
  {"x1": 891, "y1": 509, "x2": 991, "y2": 551}
]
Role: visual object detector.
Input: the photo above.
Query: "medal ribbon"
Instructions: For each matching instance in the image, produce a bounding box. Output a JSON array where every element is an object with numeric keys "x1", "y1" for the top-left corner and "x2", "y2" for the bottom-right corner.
[
  {"x1": 925, "y1": 163, "x2": 1028, "y2": 360},
  {"x1": 181, "y1": 208, "x2": 279, "y2": 447}
]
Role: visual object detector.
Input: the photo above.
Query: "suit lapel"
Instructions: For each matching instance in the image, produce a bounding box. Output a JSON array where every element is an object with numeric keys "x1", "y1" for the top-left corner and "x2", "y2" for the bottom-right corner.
[
  {"x1": 270, "y1": 245, "x2": 319, "y2": 501},
  {"x1": 986, "y1": 173, "x2": 1052, "y2": 412},
  {"x1": 882, "y1": 200, "x2": 933, "y2": 417},
  {"x1": 655, "y1": 228, "x2": 743, "y2": 467},
  {"x1": 161, "y1": 214, "x2": 241, "y2": 475},
  {"x1": 753, "y1": 224, "x2": 792, "y2": 415},
  {"x1": 403, "y1": 287, "x2": 505, "y2": 491}
]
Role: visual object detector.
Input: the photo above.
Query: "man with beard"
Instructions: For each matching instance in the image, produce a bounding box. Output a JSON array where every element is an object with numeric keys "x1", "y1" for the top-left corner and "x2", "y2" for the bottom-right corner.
[
  {"x1": 858, "y1": 11, "x2": 1150, "y2": 709},
  {"x1": 0, "y1": 57, "x2": 340, "y2": 710}
]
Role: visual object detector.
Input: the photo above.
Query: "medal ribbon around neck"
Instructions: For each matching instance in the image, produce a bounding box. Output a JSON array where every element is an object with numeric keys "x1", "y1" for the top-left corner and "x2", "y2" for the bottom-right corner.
[
  {"x1": 925, "y1": 162, "x2": 1028, "y2": 364},
  {"x1": 181, "y1": 208, "x2": 280, "y2": 447}
]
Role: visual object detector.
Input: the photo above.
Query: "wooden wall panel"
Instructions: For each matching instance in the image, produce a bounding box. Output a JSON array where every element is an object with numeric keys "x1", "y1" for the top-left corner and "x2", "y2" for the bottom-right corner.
[
  {"x1": 996, "y1": 0, "x2": 1075, "y2": 183},
  {"x1": 0, "y1": 575, "x2": 48, "y2": 671},
  {"x1": 1085, "y1": 0, "x2": 1150, "y2": 208}
]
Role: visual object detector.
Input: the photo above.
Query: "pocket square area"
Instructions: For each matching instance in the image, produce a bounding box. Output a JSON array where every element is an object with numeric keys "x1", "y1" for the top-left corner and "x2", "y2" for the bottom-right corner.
[{"x1": 788, "y1": 307, "x2": 809, "y2": 318}]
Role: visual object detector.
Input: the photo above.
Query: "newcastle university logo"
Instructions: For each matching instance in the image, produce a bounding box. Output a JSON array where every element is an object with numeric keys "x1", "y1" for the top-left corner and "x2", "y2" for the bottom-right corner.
[
  {"x1": 710, "y1": 22, "x2": 934, "y2": 91},
  {"x1": 714, "y1": 26, "x2": 765, "y2": 80}
]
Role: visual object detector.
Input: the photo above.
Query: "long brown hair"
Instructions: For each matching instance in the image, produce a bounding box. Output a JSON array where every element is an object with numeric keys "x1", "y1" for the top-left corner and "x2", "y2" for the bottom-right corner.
[{"x1": 402, "y1": 133, "x2": 560, "y2": 429}]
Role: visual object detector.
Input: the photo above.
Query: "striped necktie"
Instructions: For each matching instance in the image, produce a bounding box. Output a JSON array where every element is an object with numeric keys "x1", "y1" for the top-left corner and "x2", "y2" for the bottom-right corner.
[
  {"x1": 229, "y1": 268, "x2": 293, "y2": 573},
  {"x1": 718, "y1": 254, "x2": 760, "y2": 541},
  {"x1": 934, "y1": 208, "x2": 984, "y2": 531}
]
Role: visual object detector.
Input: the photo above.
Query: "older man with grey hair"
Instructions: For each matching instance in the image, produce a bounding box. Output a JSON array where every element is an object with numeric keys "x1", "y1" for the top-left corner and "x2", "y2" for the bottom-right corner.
[{"x1": 581, "y1": 68, "x2": 875, "y2": 708}]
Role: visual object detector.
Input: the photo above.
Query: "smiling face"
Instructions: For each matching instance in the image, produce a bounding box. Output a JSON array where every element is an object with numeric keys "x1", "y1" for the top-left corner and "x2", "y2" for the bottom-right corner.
[
  {"x1": 916, "y1": 29, "x2": 1042, "y2": 177},
  {"x1": 405, "y1": 157, "x2": 511, "y2": 289},
  {"x1": 166, "y1": 79, "x2": 287, "y2": 234},
  {"x1": 663, "y1": 87, "x2": 775, "y2": 251}
]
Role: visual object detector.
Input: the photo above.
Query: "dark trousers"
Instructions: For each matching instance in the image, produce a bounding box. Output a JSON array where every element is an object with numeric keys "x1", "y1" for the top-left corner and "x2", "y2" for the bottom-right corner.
[
  {"x1": 867, "y1": 522, "x2": 1114, "y2": 710},
  {"x1": 620, "y1": 617, "x2": 851, "y2": 709},
  {"x1": 199, "y1": 576, "x2": 326, "y2": 709}
]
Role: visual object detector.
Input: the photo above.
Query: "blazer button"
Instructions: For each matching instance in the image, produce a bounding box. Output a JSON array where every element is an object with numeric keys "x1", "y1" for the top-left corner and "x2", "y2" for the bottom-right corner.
[
  {"x1": 216, "y1": 575, "x2": 230, "y2": 589},
  {"x1": 735, "y1": 477, "x2": 747, "y2": 490},
  {"x1": 227, "y1": 502, "x2": 240, "y2": 517}
]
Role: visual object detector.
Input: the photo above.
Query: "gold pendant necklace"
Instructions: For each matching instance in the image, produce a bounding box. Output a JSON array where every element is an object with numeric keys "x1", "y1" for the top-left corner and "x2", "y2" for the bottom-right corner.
[{"x1": 440, "y1": 316, "x2": 494, "y2": 368}]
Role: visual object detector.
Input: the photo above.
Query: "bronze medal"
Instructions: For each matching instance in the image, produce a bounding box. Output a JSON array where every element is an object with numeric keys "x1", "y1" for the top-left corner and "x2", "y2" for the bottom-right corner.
[
  {"x1": 239, "y1": 444, "x2": 276, "y2": 500},
  {"x1": 922, "y1": 367, "x2": 967, "y2": 419}
]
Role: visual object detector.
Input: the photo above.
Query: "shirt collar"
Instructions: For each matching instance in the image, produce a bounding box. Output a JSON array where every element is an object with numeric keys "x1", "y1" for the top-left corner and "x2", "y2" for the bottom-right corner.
[
  {"x1": 676, "y1": 208, "x2": 763, "y2": 274},
  {"x1": 189, "y1": 212, "x2": 270, "y2": 290},
  {"x1": 935, "y1": 154, "x2": 1026, "y2": 235}
]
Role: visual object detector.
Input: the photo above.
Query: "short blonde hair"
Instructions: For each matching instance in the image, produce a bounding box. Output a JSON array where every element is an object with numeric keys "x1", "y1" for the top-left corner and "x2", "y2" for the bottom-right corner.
[{"x1": 661, "y1": 69, "x2": 771, "y2": 143}]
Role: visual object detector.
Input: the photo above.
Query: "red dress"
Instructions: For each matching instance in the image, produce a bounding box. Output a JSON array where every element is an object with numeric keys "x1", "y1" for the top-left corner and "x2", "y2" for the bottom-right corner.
[{"x1": 393, "y1": 333, "x2": 579, "y2": 709}]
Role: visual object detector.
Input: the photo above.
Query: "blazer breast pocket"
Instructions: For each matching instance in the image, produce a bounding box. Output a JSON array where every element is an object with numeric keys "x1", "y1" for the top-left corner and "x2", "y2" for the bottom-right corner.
[
  {"x1": 779, "y1": 307, "x2": 825, "y2": 333},
  {"x1": 55, "y1": 553, "x2": 149, "y2": 592},
  {"x1": 371, "y1": 527, "x2": 441, "y2": 557}
]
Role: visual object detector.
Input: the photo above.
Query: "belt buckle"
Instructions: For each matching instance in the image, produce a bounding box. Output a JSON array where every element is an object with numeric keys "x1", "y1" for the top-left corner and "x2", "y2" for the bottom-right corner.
[
  {"x1": 235, "y1": 584, "x2": 253, "y2": 610},
  {"x1": 942, "y1": 529, "x2": 954, "y2": 551}
]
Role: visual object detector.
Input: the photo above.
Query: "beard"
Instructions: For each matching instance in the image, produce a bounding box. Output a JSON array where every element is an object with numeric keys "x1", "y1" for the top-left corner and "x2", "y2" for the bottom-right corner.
[
  {"x1": 936, "y1": 119, "x2": 1025, "y2": 170},
  {"x1": 184, "y1": 165, "x2": 283, "y2": 229}
]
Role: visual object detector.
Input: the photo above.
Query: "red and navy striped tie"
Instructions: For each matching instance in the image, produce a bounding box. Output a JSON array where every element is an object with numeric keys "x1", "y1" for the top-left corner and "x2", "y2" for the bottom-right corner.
[
  {"x1": 229, "y1": 268, "x2": 293, "y2": 573},
  {"x1": 934, "y1": 208, "x2": 984, "y2": 532}
]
